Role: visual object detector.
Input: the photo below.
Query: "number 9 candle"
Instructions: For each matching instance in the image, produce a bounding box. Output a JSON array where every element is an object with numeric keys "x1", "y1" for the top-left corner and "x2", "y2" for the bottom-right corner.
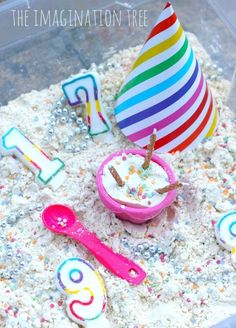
[
  {"x1": 0, "y1": 127, "x2": 66, "y2": 190},
  {"x1": 62, "y1": 72, "x2": 111, "y2": 137},
  {"x1": 55, "y1": 258, "x2": 110, "y2": 328}
]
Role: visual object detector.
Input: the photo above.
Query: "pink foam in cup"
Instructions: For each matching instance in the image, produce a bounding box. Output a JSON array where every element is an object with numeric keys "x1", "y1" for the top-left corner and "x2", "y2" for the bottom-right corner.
[{"x1": 96, "y1": 149, "x2": 177, "y2": 224}]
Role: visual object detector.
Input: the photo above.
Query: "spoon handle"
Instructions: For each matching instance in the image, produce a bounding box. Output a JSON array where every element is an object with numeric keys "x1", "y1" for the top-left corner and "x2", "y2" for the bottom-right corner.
[{"x1": 68, "y1": 228, "x2": 146, "y2": 285}]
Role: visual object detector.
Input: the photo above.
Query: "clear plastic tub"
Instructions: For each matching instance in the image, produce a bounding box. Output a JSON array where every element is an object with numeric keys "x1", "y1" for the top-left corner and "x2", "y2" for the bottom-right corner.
[
  {"x1": 0, "y1": 1, "x2": 235, "y2": 327},
  {"x1": 208, "y1": 0, "x2": 236, "y2": 111},
  {"x1": 212, "y1": 315, "x2": 236, "y2": 328},
  {"x1": 0, "y1": 0, "x2": 235, "y2": 107}
]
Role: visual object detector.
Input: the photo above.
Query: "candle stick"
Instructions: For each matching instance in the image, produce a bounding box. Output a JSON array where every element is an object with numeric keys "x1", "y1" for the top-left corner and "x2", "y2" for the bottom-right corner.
[
  {"x1": 156, "y1": 181, "x2": 182, "y2": 194},
  {"x1": 142, "y1": 129, "x2": 157, "y2": 170},
  {"x1": 0, "y1": 127, "x2": 66, "y2": 190},
  {"x1": 56, "y1": 258, "x2": 110, "y2": 328},
  {"x1": 108, "y1": 165, "x2": 125, "y2": 187},
  {"x1": 62, "y1": 72, "x2": 111, "y2": 137}
]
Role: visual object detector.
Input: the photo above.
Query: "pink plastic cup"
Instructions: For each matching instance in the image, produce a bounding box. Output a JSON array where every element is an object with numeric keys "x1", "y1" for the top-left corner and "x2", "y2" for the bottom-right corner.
[{"x1": 96, "y1": 149, "x2": 177, "y2": 224}]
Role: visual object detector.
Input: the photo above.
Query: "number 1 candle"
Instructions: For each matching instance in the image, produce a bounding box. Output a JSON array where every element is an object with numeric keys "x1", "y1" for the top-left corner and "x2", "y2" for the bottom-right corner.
[
  {"x1": 0, "y1": 127, "x2": 66, "y2": 190},
  {"x1": 62, "y1": 72, "x2": 111, "y2": 137}
]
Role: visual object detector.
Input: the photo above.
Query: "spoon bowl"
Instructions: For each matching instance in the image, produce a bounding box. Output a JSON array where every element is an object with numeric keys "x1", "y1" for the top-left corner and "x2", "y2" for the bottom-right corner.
[{"x1": 42, "y1": 204, "x2": 78, "y2": 234}]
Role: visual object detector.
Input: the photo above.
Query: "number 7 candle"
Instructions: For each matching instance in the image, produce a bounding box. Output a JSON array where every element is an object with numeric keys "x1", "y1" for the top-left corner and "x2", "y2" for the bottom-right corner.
[
  {"x1": 62, "y1": 72, "x2": 111, "y2": 137},
  {"x1": 0, "y1": 127, "x2": 66, "y2": 190}
]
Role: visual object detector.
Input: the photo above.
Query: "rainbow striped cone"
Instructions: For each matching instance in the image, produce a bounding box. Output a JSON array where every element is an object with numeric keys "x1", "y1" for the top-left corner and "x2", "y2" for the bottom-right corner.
[{"x1": 115, "y1": 2, "x2": 218, "y2": 153}]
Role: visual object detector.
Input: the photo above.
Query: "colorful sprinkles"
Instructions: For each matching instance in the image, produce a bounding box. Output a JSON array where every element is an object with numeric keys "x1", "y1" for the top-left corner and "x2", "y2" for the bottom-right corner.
[{"x1": 103, "y1": 152, "x2": 170, "y2": 208}]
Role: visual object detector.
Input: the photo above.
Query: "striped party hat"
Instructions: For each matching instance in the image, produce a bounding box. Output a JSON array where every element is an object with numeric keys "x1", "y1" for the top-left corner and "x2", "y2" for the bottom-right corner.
[{"x1": 115, "y1": 2, "x2": 218, "y2": 153}]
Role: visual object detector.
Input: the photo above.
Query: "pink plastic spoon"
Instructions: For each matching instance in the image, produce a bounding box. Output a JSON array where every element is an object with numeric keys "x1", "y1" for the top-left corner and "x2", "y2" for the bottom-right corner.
[{"x1": 42, "y1": 204, "x2": 146, "y2": 285}]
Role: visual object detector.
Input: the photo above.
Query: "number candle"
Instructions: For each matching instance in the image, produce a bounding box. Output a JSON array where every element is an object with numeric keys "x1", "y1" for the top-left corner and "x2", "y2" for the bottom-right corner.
[
  {"x1": 215, "y1": 211, "x2": 236, "y2": 270},
  {"x1": 0, "y1": 127, "x2": 66, "y2": 190},
  {"x1": 62, "y1": 72, "x2": 111, "y2": 136},
  {"x1": 56, "y1": 258, "x2": 110, "y2": 328}
]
